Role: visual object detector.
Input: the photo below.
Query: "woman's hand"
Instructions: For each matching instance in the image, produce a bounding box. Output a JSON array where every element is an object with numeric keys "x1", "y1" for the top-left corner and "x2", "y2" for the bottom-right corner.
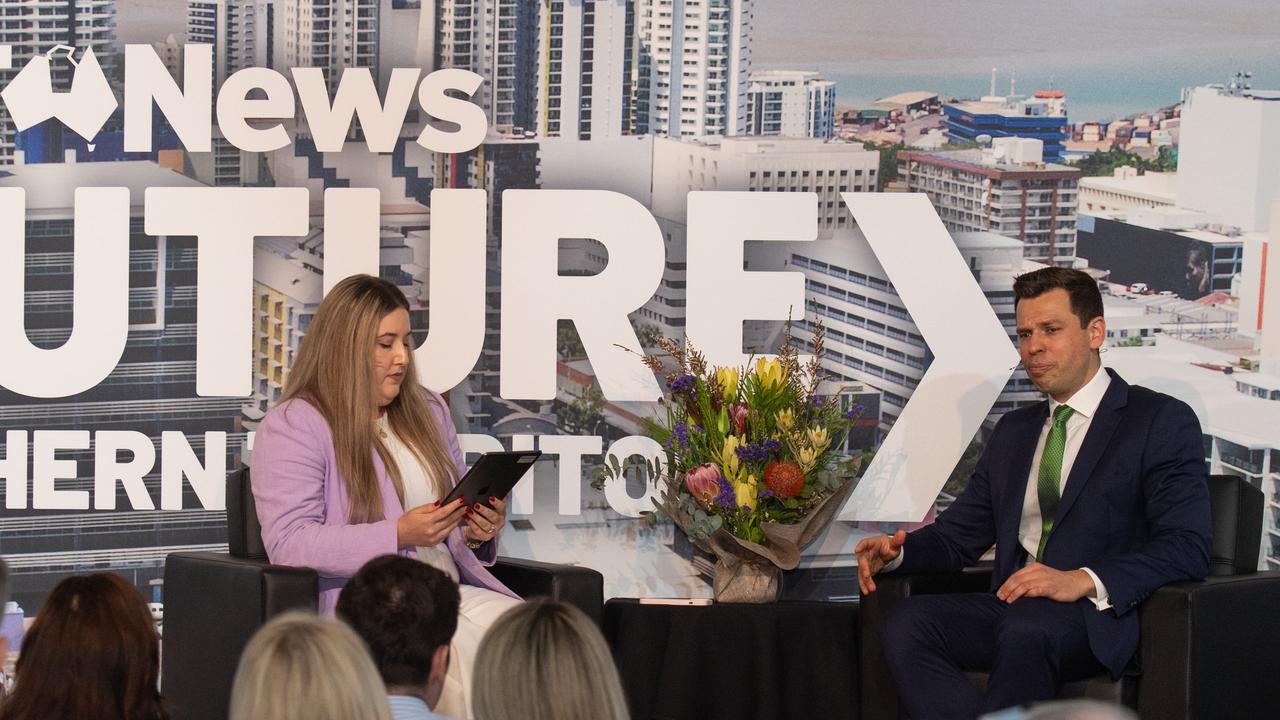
[
  {"x1": 397, "y1": 498, "x2": 467, "y2": 548},
  {"x1": 463, "y1": 497, "x2": 507, "y2": 547}
]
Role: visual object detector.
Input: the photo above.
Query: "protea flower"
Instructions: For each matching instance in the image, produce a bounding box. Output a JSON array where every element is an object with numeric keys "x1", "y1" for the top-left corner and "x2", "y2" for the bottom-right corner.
[
  {"x1": 764, "y1": 460, "x2": 805, "y2": 499},
  {"x1": 685, "y1": 463, "x2": 722, "y2": 508},
  {"x1": 730, "y1": 403, "x2": 749, "y2": 435}
]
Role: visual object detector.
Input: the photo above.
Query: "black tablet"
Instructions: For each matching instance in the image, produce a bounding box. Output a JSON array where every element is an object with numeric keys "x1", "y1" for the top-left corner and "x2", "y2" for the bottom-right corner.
[{"x1": 441, "y1": 451, "x2": 542, "y2": 509}]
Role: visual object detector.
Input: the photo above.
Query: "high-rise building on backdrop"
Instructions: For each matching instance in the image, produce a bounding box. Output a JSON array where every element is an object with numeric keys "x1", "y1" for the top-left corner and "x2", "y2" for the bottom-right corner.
[
  {"x1": 188, "y1": 0, "x2": 275, "y2": 89},
  {"x1": 1177, "y1": 83, "x2": 1280, "y2": 234},
  {"x1": 746, "y1": 70, "x2": 836, "y2": 139},
  {"x1": 432, "y1": 0, "x2": 539, "y2": 132},
  {"x1": 899, "y1": 138, "x2": 1081, "y2": 267},
  {"x1": 636, "y1": 0, "x2": 753, "y2": 139},
  {"x1": 273, "y1": 0, "x2": 384, "y2": 94}
]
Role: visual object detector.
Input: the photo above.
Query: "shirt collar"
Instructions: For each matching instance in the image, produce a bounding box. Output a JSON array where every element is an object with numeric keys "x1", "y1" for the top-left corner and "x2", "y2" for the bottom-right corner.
[
  {"x1": 387, "y1": 695, "x2": 433, "y2": 716},
  {"x1": 1048, "y1": 365, "x2": 1110, "y2": 420}
]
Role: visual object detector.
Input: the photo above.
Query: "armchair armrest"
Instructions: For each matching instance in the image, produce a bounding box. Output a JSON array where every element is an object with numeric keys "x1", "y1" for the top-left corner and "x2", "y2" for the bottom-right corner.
[
  {"x1": 859, "y1": 568, "x2": 994, "y2": 720},
  {"x1": 163, "y1": 552, "x2": 318, "y2": 720},
  {"x1": 491, "y1": 556, "x2": 605, "y2": 626},
  {"x1": 1138, "y1": 570, "x2": 1280, "y2": 719}
]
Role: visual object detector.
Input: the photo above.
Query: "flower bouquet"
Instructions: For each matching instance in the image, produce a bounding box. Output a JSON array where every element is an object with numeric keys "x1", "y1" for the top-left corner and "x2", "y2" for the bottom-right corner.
[{"x1": 599, "y1": 320, "x2": 867, "y2": 602}]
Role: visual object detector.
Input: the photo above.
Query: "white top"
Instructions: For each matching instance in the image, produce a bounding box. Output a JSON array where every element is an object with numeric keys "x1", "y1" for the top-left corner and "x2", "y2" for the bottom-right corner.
[
  {"x1": 377, "y1": 415, "x2": 460, "y2": 583},
  {"x1": 1018, "y1": 366, "x2": 1112, "y2": 610}
]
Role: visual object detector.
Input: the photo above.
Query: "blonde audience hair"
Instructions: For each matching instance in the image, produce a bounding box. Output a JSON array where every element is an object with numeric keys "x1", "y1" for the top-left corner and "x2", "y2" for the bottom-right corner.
[
  {"x1": 472, "y1": 600, "x2": 630, "y2": 720},
  {"x1": 229, "y1": 612, "x2": 392, "y2": 720},
  {"x1": 281, "y1": 274, "x2": 457, "y2": 523}
]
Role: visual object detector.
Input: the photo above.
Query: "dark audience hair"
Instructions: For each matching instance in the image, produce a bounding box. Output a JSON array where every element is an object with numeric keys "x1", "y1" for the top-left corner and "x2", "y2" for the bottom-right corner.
[
  {"x1": 0, "y1": 573, "x2": 166, "y2": 720},
  {"x1": 336, "y1": 555, "x2": 460, "y2": 688},
  {"x1": 1013, "y1": 267, "x2": 1105, "y2": 328},
  {"x1": 0, "y1": 557, "x2": 8, "y2": 604}
]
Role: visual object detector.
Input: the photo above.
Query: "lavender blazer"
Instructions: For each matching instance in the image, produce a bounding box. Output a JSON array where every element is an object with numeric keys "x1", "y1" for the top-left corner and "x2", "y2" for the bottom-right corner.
[{"x1": 250, "y1": 392, "x2": 517, "y2": 615}]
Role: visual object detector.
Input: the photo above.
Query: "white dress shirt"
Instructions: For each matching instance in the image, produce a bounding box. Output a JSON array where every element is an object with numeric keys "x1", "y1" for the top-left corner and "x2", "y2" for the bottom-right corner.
[
  {"x1": 881, "y1": 365, "x2": 1112, "y2": 611},
  {"x1": 1018, "y1": 365, "x2": 1112, "y2": 611}
]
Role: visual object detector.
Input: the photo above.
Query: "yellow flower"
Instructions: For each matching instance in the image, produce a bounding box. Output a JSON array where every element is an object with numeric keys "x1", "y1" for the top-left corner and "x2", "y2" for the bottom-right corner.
[
  {"x1": 806, "y1": 425, "x2": 830, "y2": 450},
  {"x1": 776, "y1": 408, "x2": 795, "y2": 430},
  {"x1": 721, "y1": 435, "x2": 742, "y2": 477},
  {"x1": 797, "y1": 445, "x2": 819, "y2": 473},
  {"x1": 734, "y1": 473, "x2": 759, "y2": 512},
  {"x1": 755, "y1": 357, "x2": 785, "y2": 389},
  {"x1": 716, "y1": 366, "x2": 740, "y2": 400}
]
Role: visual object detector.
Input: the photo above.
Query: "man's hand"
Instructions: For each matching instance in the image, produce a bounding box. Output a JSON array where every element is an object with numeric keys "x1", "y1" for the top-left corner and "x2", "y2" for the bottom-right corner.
[
  {"x1": 995, "y1": 562, "x2": 1095, "y2": 603},
  {"x1": 854, "y1": 530, "x2": 907, "y2": 595}
]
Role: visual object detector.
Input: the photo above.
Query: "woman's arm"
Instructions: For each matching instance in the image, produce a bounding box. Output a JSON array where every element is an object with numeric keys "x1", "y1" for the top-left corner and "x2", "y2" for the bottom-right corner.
[{"x1": 251, "y1": 403, "x2": 400, "y2": 578}]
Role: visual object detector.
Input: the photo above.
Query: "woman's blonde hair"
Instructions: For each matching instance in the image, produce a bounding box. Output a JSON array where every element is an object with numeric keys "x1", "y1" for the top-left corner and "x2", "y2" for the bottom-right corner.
[
  {"x1": 229, "y1": 612, "x2": 392, "y2": 720},
  {"x1": 472, "y1": 600, "x2": 630, "y2": 720},
  {"x1": 282, "y1": 274, "x2": 457, "y2": 523}
]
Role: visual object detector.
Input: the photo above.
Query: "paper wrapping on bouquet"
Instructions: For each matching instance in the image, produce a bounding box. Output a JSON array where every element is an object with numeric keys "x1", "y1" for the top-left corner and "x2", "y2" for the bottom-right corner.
[{"x1": 663, "y1": 473, "x2": 858, "y2": 603}]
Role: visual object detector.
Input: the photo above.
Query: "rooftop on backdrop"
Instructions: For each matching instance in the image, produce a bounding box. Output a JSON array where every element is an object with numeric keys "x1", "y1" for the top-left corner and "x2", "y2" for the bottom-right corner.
[
  {"x1": 0, "y1": 160, "x2": 205, "y2": 212},
  {"x1": 873, "y1": 91, "x2": 939, "y2": 111}
]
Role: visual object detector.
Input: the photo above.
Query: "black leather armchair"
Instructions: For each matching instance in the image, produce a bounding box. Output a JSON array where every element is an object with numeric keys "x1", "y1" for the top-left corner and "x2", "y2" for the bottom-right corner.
[
  {"x1": 859, "y1": 474, "x2": 1280, "y2": 719},
  {"x1": 163, "y1": 467, "x2": 604, "y2": 720}
]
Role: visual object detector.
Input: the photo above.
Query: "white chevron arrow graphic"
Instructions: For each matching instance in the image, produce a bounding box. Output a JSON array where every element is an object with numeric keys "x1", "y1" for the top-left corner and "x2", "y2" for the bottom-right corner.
[{"x1": 837, "y1": 192, "x2": 1019, "y2": 522}]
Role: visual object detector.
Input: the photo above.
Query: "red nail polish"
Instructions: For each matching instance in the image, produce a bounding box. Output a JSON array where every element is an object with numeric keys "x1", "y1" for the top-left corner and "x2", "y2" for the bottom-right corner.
[
  {"x1": 489, "y1": 496, "x2": 497, "y2": 503},
  {"x1": 473, "y1": 503, "x2": 482, "y2": 510},
  {"x1": 433, "y1": 500, "x2": 440, "y2": 507}
]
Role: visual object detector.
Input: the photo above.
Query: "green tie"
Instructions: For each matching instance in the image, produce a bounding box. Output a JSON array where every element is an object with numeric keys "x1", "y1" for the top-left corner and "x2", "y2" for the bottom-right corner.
[{"x1": 1035, "y1": 404, "x2": 1075, "y2": 562}]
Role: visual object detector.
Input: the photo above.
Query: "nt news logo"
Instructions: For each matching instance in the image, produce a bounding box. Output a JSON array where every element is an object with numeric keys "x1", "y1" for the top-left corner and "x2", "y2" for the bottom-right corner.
[{"x1": 1, "y1": 45, "x2": 117, "y2": 147}]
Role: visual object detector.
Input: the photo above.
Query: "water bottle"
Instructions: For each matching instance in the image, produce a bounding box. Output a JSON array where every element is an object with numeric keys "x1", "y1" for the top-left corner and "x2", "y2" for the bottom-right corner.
[
  {"x1": 0, "y1": 601, "x2": 23, "y2": 654},
  {"x1": 148, "y1": 579, "x2": 164, "y2": 637}
]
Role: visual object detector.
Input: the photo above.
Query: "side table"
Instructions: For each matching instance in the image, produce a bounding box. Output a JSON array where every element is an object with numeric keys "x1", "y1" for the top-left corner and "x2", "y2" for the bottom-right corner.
[{"x1": 603, "y1": 598, "x2": 860, "y2": 720}]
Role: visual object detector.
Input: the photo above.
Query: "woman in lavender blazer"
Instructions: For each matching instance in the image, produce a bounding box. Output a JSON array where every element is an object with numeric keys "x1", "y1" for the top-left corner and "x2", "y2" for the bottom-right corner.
[{"x1": 250, "y1": 275, "x2": 520, "y2": 719}]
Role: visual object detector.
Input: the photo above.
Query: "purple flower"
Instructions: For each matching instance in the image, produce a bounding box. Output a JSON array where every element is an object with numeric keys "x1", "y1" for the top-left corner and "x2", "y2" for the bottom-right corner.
[
  {"x1": 763, "y1": 439, "x2": 782, "y2": 454},
  {"x1": 757, "y1": 487, "x2": 775, "y2": 499},
  {"x1": 733, "y1": 443, "x2": 771, "y2": 463},
  {"x1": 845, "y1": 403, "x2": 866, "y2": 420},
  {"x1": 664, "y1": 422, "x2": 692, "y2": 451},
  {"x1": 668, "y1": 374, "x2": 696, "y2": 394},
  {"x1": 713, "y1": 474, "x2": 736, "y2": 509}
]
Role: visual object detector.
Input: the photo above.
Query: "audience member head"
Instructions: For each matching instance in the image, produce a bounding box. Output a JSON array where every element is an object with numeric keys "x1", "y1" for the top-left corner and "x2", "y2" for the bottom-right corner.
[
  {"x1": 0, "y1": 572, "x2": 165, "y2": 720},
  {"x1": 337, "y1": 555, "x2": 460, "y2": 709},
  {"x1": 281, "y1": 273, "x2": 457, "y2": 523},
  {"x1": 229, "y1": 611, "x2": 392, "y2": 720},
  {"x1": 472, "y1": 599, "x2": 629, "y2": 720},
  {"x1": 1012, "y1": 266, "x2": 1107, "y2": 401}
]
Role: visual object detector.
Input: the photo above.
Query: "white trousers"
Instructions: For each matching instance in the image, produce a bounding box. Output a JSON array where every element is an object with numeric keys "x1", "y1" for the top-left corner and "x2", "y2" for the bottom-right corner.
[{"x1": 434, "y1": 584, "x2": 523, "y2": 720}]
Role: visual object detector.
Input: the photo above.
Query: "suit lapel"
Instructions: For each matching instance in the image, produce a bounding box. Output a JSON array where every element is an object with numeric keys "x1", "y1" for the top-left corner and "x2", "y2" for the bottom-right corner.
[
  {"x1": 997, "y1": 403, "x2": 1046, "y2": 573},
  {"x1": 1053, "y1": 369, "x2": 1129, "y2": 528}
]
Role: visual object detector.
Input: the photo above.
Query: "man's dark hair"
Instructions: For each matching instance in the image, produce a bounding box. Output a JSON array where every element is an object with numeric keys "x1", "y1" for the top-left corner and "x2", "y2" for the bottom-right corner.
[
  {"x1": 1013, "y1": 267, "x2": 1105, "y2": 328},
  {"x1": 336, "y1": 555, "x2": 460, "y2": 688},
  {"x1": 0, "y1": 557, "x2": 8, "y2": 604}
]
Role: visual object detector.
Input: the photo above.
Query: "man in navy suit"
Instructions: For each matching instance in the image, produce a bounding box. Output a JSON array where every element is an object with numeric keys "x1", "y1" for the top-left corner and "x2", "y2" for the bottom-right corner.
[{"x1": 855, "y1": 267, "x2": 1211, "y2": 719}]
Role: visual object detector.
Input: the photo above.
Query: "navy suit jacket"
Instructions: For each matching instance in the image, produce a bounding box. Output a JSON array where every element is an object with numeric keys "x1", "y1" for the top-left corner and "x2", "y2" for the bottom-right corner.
[{"x1": 897, "y1": 368, "x2": 1211, "y2": 676}]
